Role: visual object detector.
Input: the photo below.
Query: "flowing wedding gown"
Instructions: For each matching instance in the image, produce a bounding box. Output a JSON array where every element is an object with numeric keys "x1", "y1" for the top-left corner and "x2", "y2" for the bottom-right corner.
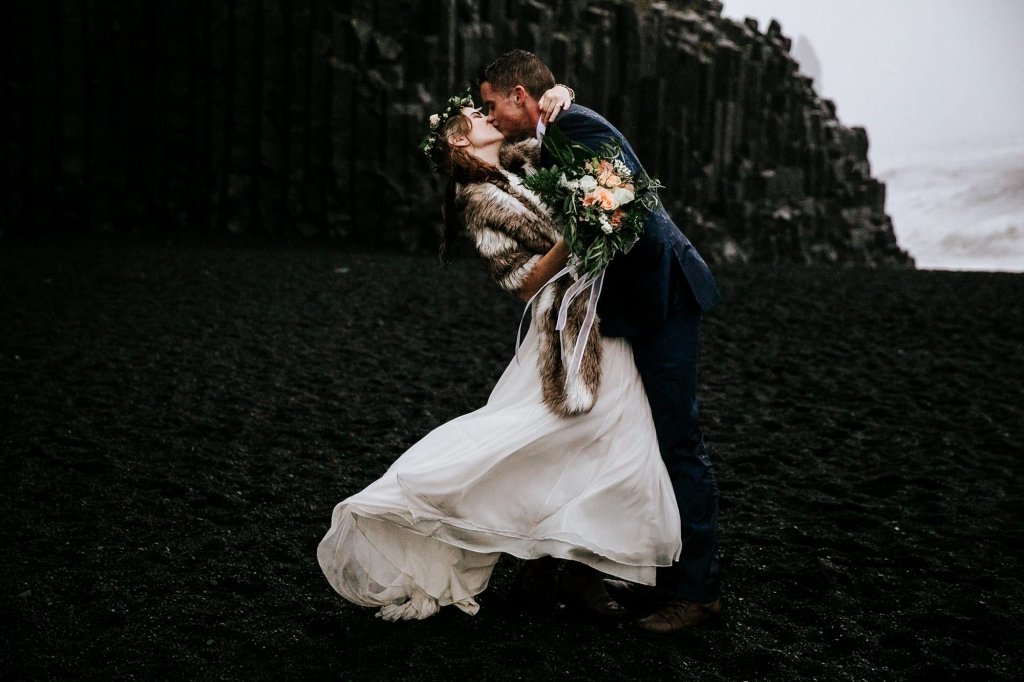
[{"x1": 317, "y1": 323, "x2": 682, "y2": 621}]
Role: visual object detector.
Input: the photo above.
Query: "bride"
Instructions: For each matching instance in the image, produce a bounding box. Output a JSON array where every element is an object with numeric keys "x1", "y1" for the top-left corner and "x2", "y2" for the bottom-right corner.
[{"x1": 316, "y1": 87, "x2": 682, "y2": 622}]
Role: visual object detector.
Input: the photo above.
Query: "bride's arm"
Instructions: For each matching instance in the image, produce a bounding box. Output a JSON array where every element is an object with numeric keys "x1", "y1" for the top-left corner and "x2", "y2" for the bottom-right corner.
[
  {"x1": 459, "y1": 184, "x2": 570, "y2": 301},
  {"x1": 538, "y1": 84, "x2": 575, "y2": 124},
  {"x1": 515, "y1": 239, "x2": 570, "y2": 302}
]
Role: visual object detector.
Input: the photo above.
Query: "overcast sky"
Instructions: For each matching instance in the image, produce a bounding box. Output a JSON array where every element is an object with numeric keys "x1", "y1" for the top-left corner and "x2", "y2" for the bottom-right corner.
[{"x1": 720, "y1": 0, "x2": 1024, "y2": 165}]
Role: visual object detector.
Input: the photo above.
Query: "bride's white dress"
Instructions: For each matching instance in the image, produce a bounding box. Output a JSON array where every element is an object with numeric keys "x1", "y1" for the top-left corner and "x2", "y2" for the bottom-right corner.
[{"x1": 316, "y1": 324, "x2": 681, "y2": 621}]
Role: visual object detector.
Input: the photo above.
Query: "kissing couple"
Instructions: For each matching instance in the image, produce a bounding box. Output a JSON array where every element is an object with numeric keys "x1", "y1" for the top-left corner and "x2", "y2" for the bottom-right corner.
[{"x1": 317, "y1": 49, "x2": 724, "y2": 635}]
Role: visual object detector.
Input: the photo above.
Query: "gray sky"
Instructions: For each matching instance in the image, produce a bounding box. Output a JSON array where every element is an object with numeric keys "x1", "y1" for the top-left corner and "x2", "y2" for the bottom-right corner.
[{"x1": 720, "y1": 0, "x2": 1024, "y2": 164}]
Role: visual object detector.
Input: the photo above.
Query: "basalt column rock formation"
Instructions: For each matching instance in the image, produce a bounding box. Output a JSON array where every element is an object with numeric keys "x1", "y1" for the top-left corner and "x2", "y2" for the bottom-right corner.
[
  {"x1": 405, "y1": 0, "x2": 912, "y2": 267},
  {"x1": 3, "y1": 0, "x2": 912, "y2": 267}
]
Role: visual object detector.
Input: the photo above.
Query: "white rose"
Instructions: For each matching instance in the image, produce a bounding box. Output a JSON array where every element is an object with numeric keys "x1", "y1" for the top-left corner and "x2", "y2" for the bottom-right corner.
[
  {"x1": 429, "y1": 114, "x2": 440, "y2": 128},
  {"x1": 579, "y1": 175, "x2": 598, "y2": 192},
  {"x1": 612, "y1": 186, "x2": 636, "y2": 206}
]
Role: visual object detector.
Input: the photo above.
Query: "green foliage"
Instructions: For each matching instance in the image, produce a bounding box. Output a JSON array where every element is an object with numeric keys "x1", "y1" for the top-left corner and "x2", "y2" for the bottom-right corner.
[{"x1": 523, "y1": 127, "x2": 664, "y2": 280}]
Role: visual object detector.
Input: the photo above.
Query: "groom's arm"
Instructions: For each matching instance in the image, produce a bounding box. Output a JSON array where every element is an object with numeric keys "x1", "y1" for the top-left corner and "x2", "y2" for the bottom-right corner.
[
  {"x1": 551, "y1": 109, "x2": 643, "y2": 176},
  {"x1": 553, "y1": 110, "x2": 614, "y2": 154}
]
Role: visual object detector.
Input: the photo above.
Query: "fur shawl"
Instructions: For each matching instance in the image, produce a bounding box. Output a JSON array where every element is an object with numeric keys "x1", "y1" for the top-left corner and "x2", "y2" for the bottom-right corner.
[{"x1": 454, "y1": 140, "x2": 602, "y2": 418}]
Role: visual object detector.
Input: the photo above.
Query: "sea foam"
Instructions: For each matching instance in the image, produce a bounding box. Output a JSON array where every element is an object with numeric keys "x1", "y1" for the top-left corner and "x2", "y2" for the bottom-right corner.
[{"x1": 874, "y1": 135, "x2": 1024, "y2": 272}]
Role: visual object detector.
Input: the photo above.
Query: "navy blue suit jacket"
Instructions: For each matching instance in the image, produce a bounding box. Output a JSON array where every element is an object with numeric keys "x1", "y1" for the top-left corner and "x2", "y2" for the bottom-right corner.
[{"x1": 541, "y1": 104, "x2": 721, "y2": 337}]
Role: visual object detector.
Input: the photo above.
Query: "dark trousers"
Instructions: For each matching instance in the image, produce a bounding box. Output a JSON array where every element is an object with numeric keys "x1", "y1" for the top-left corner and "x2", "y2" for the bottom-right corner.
[{"x1": 629, "y1": 267, "x2": 721, "y2": 603}]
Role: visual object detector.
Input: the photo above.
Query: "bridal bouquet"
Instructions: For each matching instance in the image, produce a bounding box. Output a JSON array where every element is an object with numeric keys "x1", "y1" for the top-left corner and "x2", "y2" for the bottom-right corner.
[{"x1": 523, "y1": 127, "x2": 663, "y2": 280}]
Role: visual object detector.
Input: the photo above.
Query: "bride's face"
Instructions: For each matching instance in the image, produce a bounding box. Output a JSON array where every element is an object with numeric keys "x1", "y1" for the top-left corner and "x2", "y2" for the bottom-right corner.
[{"x1": 453, "y1": 107, "x2": 504, "y2": 150}]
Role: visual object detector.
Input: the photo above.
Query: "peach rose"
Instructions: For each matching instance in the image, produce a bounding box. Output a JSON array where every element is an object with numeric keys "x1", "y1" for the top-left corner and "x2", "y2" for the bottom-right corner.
[
  {"x1": 582, "y1": 187, "x2": 619, "y2": 211},
  {"x1": 597, "y1": 160, "x2": 622, "y2": 188}
]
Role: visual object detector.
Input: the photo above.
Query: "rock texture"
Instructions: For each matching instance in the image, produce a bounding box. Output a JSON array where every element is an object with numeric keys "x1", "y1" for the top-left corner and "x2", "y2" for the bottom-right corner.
[{"x1": 2, "y1": 0, "x2": 913, "y2": 267}]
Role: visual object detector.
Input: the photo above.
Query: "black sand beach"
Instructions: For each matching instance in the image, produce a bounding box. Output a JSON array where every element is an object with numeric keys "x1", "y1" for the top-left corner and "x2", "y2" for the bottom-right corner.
[{"x1": 2, "y1": 243, "x2": 1022, "y2": 680}]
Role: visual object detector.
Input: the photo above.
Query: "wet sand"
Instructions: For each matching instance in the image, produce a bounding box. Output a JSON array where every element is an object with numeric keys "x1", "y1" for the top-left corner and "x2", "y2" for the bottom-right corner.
[{"x1": 2, "y1": 242, "x2": 1022, "y2": 680}]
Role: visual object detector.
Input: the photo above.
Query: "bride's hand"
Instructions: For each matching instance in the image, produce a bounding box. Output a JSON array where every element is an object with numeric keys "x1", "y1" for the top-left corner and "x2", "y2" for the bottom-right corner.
[{"x1": 538, "y1": 84, "x2": 575, "y2": 124}]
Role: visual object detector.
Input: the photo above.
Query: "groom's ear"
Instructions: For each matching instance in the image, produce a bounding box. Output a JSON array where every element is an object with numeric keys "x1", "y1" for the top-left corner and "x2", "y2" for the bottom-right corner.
[{"x1": 512, "y1": 84, "x2": 531, "y2": 106}]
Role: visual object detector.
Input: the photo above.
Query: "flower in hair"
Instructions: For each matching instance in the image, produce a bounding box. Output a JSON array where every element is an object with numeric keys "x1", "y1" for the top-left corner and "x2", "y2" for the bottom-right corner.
[{"x1": 420, "y1": 86, "x2": 475, "y2": 173}]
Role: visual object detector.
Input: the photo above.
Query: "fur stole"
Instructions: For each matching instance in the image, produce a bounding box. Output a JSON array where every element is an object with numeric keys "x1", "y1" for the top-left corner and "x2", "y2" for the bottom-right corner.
[{"x1": 455, "y1": 139, "x2": 602, "y2": 418}]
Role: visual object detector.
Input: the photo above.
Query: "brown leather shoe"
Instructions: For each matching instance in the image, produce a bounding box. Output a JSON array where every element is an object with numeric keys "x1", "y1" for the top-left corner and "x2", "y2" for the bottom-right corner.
[
  {"x1": 557, "y1": 563, "x2": 627, "y2": 618},
  {"x1": 633, "y1": 597, "x2": 724, "y2": 634}
]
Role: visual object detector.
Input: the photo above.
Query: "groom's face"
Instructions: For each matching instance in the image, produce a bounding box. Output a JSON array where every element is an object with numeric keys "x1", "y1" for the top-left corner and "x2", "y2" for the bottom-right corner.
[{"x1": 480, "y1": 81, "x2": 534, "y2": 140}]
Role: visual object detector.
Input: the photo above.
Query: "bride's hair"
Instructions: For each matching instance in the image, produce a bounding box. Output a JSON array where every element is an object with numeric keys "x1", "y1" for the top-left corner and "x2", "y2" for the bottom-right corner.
[{"x1": 426, "y1": 114, "x2": 506, "y2": 265}]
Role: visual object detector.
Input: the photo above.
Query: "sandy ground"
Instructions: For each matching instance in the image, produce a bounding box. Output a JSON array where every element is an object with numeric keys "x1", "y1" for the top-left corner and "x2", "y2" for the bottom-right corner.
[{"x1": 2, "y1": 242, "x2": 1022, "y2": 680}]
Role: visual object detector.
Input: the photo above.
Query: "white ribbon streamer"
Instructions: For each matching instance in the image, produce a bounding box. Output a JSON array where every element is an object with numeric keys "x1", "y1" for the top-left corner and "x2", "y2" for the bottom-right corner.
[
  {"x1": 515, "y1": 265, "x2": 572, "y2": 366},
  {"x1": 557, "y1": 269, "x2": 605, "y2": 389},
  {"x1": 514, "y1": 263, "x2": 607, "y2": 393}
]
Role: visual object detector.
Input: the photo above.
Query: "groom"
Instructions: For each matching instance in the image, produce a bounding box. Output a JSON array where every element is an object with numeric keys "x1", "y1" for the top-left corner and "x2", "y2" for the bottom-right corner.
[{"x1": 479, "y1": 50, "x2": 723, "y2": 634}]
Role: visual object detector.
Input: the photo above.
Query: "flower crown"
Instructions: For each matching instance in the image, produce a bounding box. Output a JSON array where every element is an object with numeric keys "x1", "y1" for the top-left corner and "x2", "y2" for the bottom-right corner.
[{"x1": 420, "y1": 86, "x2": 475, "y2": 173}]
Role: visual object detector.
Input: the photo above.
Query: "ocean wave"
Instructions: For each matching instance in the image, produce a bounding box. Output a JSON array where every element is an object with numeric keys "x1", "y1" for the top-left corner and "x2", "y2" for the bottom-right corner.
[
  {"x1": 940, "y1": 224, "x2": 1022, "y2": 258},
  {"x1": 875, "y1": 138, "x2": 1024, "y2": 271}
]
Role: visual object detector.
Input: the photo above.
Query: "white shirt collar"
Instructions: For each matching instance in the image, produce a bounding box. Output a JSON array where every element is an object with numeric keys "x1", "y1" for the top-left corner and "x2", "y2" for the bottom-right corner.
[{"x1": 535, "y1": 117, "x2": 547, "y2": 141}]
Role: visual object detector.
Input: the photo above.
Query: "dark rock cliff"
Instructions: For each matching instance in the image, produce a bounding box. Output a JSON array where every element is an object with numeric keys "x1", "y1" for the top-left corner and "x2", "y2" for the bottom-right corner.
[{"x1": 3, "y1": 0, "x2": 913, "y2": 267}]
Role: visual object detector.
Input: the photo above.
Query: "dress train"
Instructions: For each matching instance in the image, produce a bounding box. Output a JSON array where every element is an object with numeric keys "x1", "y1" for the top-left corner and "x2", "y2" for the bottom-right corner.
[{"x1": 316, "y1": 325, "x2": 681, "y2": 620}]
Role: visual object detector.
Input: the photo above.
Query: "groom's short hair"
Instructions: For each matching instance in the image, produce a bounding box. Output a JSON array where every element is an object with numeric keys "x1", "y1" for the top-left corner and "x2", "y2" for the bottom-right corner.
[{"x1": 479, "y1": 50, "x2": 556, "y2": 100}]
